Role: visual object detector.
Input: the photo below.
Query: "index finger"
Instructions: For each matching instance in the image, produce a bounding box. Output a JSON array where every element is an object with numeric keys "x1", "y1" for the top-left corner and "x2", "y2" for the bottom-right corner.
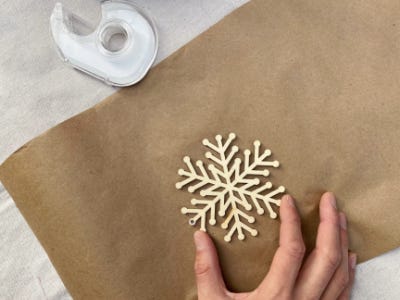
[
  {"x1": 294, "y1": 192, "x2": 342, "y2": 299},
  {"x1": 256, "y1": 195, "x2": 305, "y2": 296}
]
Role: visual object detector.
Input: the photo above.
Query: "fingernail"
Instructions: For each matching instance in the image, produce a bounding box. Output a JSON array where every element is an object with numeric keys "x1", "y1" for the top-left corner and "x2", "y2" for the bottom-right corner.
[
  {"x1": 283, "y1": 194, "x2": 294, "y2": 207},
  {"x1": 324, "y1": 192, "x2": 337, "y2": 209},
  {"x1": 194, "y1": 231, "x2": 206, "y2": 251},
  {"x1": 350, "y1": 253, "x2": 357, "y2": 269},
  {"x1": 339, "y1": 213, "x2": 347, "y2": 230}
]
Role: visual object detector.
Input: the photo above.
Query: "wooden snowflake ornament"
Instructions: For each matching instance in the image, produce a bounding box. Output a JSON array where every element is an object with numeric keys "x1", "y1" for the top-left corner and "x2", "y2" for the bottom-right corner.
[{"x1": 176, "y1": 133, "x2": 285, "y2": 242}]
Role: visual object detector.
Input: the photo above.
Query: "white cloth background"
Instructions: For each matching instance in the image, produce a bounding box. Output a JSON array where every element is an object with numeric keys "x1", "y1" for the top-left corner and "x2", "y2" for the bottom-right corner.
[{"x1": 0, "y1": 0, "x2": 399, "y2": 299}]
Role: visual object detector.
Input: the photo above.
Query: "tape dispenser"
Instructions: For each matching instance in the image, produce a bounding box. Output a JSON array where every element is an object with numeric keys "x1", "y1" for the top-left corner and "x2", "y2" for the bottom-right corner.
[{"x1": 50, "y1": 0, "x2": 158, "y2": 86}]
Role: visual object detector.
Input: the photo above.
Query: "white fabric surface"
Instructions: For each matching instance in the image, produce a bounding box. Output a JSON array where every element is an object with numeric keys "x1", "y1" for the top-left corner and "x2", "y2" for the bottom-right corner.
[{"x1": 0, "y1": 0, "x2": 399, "y2": 299}]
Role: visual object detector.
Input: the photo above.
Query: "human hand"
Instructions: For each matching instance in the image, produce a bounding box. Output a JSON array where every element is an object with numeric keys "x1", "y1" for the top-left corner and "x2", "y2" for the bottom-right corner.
[{"x1": 193, "y1": 192, "x2": 356, "y2": 300}]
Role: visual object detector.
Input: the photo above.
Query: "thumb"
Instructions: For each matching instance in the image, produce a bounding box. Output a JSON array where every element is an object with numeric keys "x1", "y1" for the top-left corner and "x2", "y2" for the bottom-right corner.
[{"x1": 193, "y1": 230, "x2": 227, "y2": 299}]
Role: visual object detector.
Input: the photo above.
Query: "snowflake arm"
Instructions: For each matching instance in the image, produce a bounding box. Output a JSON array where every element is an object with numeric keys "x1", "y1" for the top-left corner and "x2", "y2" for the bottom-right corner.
[{"x1": 176, "y1": 157, "x2": 225, "y2": 231}]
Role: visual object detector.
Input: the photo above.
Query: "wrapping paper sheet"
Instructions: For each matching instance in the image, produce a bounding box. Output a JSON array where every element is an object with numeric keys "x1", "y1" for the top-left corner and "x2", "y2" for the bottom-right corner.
[{"x1": 1, "y1": 0, "x2": 400, "y2": 298}]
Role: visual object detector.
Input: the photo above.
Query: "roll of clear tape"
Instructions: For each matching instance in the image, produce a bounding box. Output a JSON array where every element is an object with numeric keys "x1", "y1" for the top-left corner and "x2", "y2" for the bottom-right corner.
[{"x1": 50, "y1": 0, "x2": 158, "y2": 87}]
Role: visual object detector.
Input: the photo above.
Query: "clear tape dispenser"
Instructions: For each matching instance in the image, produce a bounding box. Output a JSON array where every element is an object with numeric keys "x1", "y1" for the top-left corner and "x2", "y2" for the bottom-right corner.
[{"x1": 50, "y1": 0, "x2": 158, "y2": 86}]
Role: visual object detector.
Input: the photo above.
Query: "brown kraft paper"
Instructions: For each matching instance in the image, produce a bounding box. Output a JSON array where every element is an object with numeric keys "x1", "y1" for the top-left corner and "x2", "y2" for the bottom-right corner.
[{"x1": 1, "y1": 0, "x2": 400, "y2": 298}]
